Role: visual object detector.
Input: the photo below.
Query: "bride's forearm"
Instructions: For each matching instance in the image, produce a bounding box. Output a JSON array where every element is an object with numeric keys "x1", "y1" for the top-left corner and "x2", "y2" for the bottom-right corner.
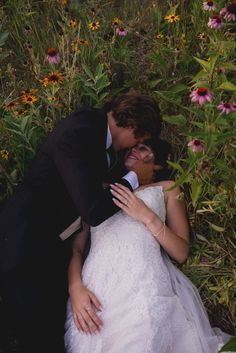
[
  {"x1": 144, "y1": 215, "x2": 189, "y2": 264},
  {"x1": 68, "y1": 252, "x2": 84, "y2": 294},
  {"x1": 68, "y1": 225, "x2": 90, "y2": 294}
]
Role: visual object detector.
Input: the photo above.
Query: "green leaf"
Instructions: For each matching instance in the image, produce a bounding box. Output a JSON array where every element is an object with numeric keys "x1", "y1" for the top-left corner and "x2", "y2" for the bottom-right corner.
[
  {"x1": 154, "y1": 91, "x2": 194, "y2": 113},
  {"x1": 165, "y1": 4, "x2": 179, "y2": 16},
  {"x1": 196, "y1": 233, "x2": 209, "y2": 243},
  {"x1": 20, "y1": 116, "x2": 31, "y2": 133},
  {"x1": 82, "y1": 65, "x2": 94, "y2": 80},
  {"x1": 0, "y1": 31, "x2": 9, "y2": 46},
  {"x1": 189, "y1": 121, "x2": 204, "y2": 128},
  {"x1": 194, "y1": 57, "x2": 210, "y2": 72},
  {"x1": 190, "y1": 179, "x2": 202, "y2": 207},
  {"x1": 169, "y1": 84, "x2": 188, "y2": 93},
  {"x1": 217, "y1": 40, "x2": 236, "y2": 50},
  {"x1": 219, "y1": 336, "x2": 236, "y2": 352},
  {"x1": 148, "y1": 79, "x2": 163, "y2": 89},
  {"x1": 217, "y1": 81, "x2": 236, "y2": 91},
  {"x1": 209, "y1": 54, "x2": 218, "y2": 77},
  {"x1": 207, "y1": 221, "x2": 225, "y2": 232},
  {"x1": 223, "y1": 63, "x2": 236, "y2": 71},
  {"x1": 163, "y1": 114, "x2": 186, "y2": 126},
  {"x1": 167, "y1": 161, "x2": 185, "y2": 174}
]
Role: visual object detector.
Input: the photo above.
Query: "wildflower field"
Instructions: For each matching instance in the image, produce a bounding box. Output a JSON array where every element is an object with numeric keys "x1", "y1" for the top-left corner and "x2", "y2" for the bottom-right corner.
[{"x1": 0, "y1": 0, "x2": 236, "y2": 350}]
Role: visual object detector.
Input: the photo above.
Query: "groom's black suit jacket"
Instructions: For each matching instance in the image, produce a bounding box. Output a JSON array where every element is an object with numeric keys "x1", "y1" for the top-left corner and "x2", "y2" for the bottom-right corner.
[{"x1": 0, "y1": 107, "x2": 131, "y2": 273}]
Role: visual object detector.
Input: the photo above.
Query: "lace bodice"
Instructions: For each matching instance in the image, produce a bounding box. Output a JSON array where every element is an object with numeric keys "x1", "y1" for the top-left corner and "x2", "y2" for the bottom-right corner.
[{"x1": 82, "y1": 185, "x2": 173, "y2": 303}]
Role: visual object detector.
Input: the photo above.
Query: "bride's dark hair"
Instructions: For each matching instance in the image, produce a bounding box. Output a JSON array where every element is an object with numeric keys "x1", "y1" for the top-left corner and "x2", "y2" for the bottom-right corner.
[{"x1": 146, "y1": 138, "x2": 174, "y2": 182}]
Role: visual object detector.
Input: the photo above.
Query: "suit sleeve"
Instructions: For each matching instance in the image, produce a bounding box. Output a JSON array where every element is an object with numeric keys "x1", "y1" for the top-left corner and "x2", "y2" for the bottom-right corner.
[{"x1": 51, "y1": 126, "x2": 132, "y2": 226}]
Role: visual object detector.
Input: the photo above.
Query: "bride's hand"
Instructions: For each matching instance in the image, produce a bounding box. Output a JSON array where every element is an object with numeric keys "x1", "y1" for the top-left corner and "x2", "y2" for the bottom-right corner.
[
  {"x1": 70, "y1": 284, "x2": 103, "y2": 334},
  {"x1": 110, "y1": 183, "x2": 156, "y2": 225}
]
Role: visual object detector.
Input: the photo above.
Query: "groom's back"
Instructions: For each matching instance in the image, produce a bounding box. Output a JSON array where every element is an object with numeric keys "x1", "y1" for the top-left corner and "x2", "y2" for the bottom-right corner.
[{"x1": 0, "y1": 107, "x2": 107, "y2": 273}]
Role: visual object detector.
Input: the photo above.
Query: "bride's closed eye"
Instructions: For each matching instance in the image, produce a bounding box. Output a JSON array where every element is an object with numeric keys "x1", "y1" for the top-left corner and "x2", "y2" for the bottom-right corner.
[{"x1": 137, "y1": 144, "x2": 151, "y2": 152}]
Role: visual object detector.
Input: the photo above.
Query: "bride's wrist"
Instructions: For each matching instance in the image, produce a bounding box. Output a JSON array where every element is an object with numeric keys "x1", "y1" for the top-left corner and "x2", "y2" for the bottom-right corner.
[
  {"x1": 145, "y1": 216, "x2": 164, "y2": 236},
  {"x1": 143, "y1": 212, "x2": 158, "y2": 227},
  {"x1": 69, "y1": 282, "x2": 84, "y2": 295}
]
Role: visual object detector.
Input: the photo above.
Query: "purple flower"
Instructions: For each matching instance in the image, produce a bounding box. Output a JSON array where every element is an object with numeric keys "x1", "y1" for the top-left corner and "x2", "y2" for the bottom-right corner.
[
  {"x1": 217, "y1": 101, "x2": 236, "y2": 114},
  {"x1": 188, "y1": 139, "x2": 205, "y2": 153},
  {"x1": 203, "y1": 1, "x2": 216, "y2": 11},
  {"x1": 220, "y1": 3, "x2": 236, "y2": 21},
  {"x1": 46, "y1": 48, "x2": 60, "y2": 65},
  {"x1": 190, "y1": 87, "x2": 213, "y2": 105},
  {"x1": 208, "y1": 14, "x2": 224, "y2": 28},
  {"x1": 116, "y1": 27, "x2": 128, "y2": 36}
]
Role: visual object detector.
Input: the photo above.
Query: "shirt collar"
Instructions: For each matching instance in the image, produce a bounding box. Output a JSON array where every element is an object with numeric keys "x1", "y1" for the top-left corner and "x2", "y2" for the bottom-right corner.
[{"x1": 106, "y1": 124, "x2": 112, "y2": 150}]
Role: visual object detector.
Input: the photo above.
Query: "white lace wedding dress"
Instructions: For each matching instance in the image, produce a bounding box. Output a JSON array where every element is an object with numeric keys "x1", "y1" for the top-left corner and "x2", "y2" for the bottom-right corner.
[{"x1": 65, "y1": 186, "x2": 232, "y2": 353}]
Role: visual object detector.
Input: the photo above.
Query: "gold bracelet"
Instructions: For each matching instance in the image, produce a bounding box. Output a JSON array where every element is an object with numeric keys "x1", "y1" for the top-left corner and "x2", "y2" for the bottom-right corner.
[{"x1": 153, "y1": 223, "x2": 165, "y2": 240}]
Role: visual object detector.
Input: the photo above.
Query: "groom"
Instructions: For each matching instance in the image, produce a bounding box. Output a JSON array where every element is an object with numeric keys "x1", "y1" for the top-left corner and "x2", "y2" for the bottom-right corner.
[{"x1": 0, "y1": 91, "x2": 162, "y2": 353}]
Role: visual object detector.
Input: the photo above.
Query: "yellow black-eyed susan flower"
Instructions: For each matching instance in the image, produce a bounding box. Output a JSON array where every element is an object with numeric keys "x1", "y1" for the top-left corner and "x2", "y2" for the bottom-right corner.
[
  {"x1": 112, "y1": 17, "x2": 121, "y2": 27},
  {"x1": 69, "y1": 19, "x2": 77, "y2": 28},
  {"x1": 71, "y1": 41, "x2": 81, "y2": 53},
  {"x1": 164, "y1": 14, "x2": 180, "y2": 23},
  {"x1": 21, "y1": 95, "x2": 38, "y2": 105},
  {"x1": 79, "y1": 39, "x2": 88, "y2": 45},
  {"x1": 198, "y1": 32, "x2": 206, "y2": 40},
  {"x1": 3, "y1": 101, "x2": 19, "y2": 111},
  {"x1": 0, "y1": 150, "x2": 9, "y2": 160},
  {"x1": 21, "y1": 88, "x2": 38, "y2": 97},
  {"x1": 41, "y1": 72, "x2": 63, "y2": 86},
  {"x1": 14, "y1": 109, "x2": 28, "y2": 117},
  {"x1": 88, "y1": 21, "x2": 100, "y2": 30},
  {"x1": 47, "y1": 96, "x2": 58, "y2": 102},
  {"x1": 156, "y1": 33, "x2": 164, "y2": 39}
]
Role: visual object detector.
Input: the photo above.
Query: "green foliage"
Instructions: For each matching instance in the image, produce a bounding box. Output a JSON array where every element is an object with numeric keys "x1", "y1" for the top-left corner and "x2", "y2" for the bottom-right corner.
[
  {"x1": 219, "y1": 336, "x2": 236, "y2": 352},
  {"x1": 79, "y1": 63, "x2": 110, "y2": 107},
  {"x1": 0, "y1": 0, "x2": 235, "y2": 335}
]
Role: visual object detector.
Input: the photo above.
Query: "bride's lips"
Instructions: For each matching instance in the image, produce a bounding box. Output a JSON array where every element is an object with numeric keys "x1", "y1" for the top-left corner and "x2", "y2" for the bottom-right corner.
[{"x1": 126, "y1": 152, "x2": 139, "y2": 160}]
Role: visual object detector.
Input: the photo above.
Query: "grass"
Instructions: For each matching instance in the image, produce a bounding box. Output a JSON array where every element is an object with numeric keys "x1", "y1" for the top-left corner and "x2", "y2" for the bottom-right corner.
[{"x1": 0, "y1": 0, "x2": 235, "y2": 348}]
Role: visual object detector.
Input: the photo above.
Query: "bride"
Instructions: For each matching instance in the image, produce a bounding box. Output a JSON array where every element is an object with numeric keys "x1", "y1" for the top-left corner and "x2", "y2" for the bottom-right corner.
[{"x1": 64, "y1": 140, "x2": 232, "y2": 353}]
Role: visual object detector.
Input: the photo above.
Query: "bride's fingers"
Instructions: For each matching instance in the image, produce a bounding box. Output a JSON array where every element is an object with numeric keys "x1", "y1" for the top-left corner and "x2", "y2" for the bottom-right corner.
[
  {"x1": 111, "y1": 183, "x2": 134, "y2": 199},
  {"x1": 76, "y1": 312, "x2": 89, "y2": 334},
  {"x1": 73, "y1": 312, "x2": 84, "y2": 332},
  {"x1": 110, "y1": 189, "x2": 128, "y2": 205},
  {"x1": 89, "y1": 292, "x2": 103, "y2": 311},
  {"x1": 86, "y1": 306, "x2": 103, "y2": 329},
  {"x1": 112, "y1": 197, "x2": 127, "y2": 211},
  {"x1": 80, "y1": 308, "x2": 100, "y2": 333}
]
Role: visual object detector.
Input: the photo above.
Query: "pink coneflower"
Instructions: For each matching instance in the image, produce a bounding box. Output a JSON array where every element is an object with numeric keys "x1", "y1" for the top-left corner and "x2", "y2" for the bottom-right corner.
[
  {"x1": 46, "y1": 48, "x2": 60, "y2": 65},
  {"x1": 188, "y1": 139, "x2": 205, "y2": 153},
  {"x1": 203, "y1": 1, "x2": 216, "y2": 11},
  {"x1": 116, "y1": 27, "x2": 128, "y2": 36},
  {"x1": 208, "y1": 14, "x2": 224, "y2": 28},
  {"x1": 217, "y1": 101, "x2": 236, "y2": 114},
  {"x1": 218, "y1": 66, "x2": 226, "y2": 74},
  {"x1": 220, "y1": 2, "x2": 236, "y2": 21},
  {"x1": 190, "y1": 87, "x2": 213, "y2": 105}
]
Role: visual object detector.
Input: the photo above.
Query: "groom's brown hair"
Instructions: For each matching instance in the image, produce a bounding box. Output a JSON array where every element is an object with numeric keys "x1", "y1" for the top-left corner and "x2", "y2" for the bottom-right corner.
[{"x1": 105, "y1": 91, "x2": 162, "y2": 139}]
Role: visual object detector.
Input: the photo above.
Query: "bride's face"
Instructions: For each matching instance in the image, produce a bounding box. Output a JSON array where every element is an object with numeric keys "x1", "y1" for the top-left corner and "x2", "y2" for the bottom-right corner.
[{"x1": 124, "y1": 144, "x2": 155, "y2": 169}]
